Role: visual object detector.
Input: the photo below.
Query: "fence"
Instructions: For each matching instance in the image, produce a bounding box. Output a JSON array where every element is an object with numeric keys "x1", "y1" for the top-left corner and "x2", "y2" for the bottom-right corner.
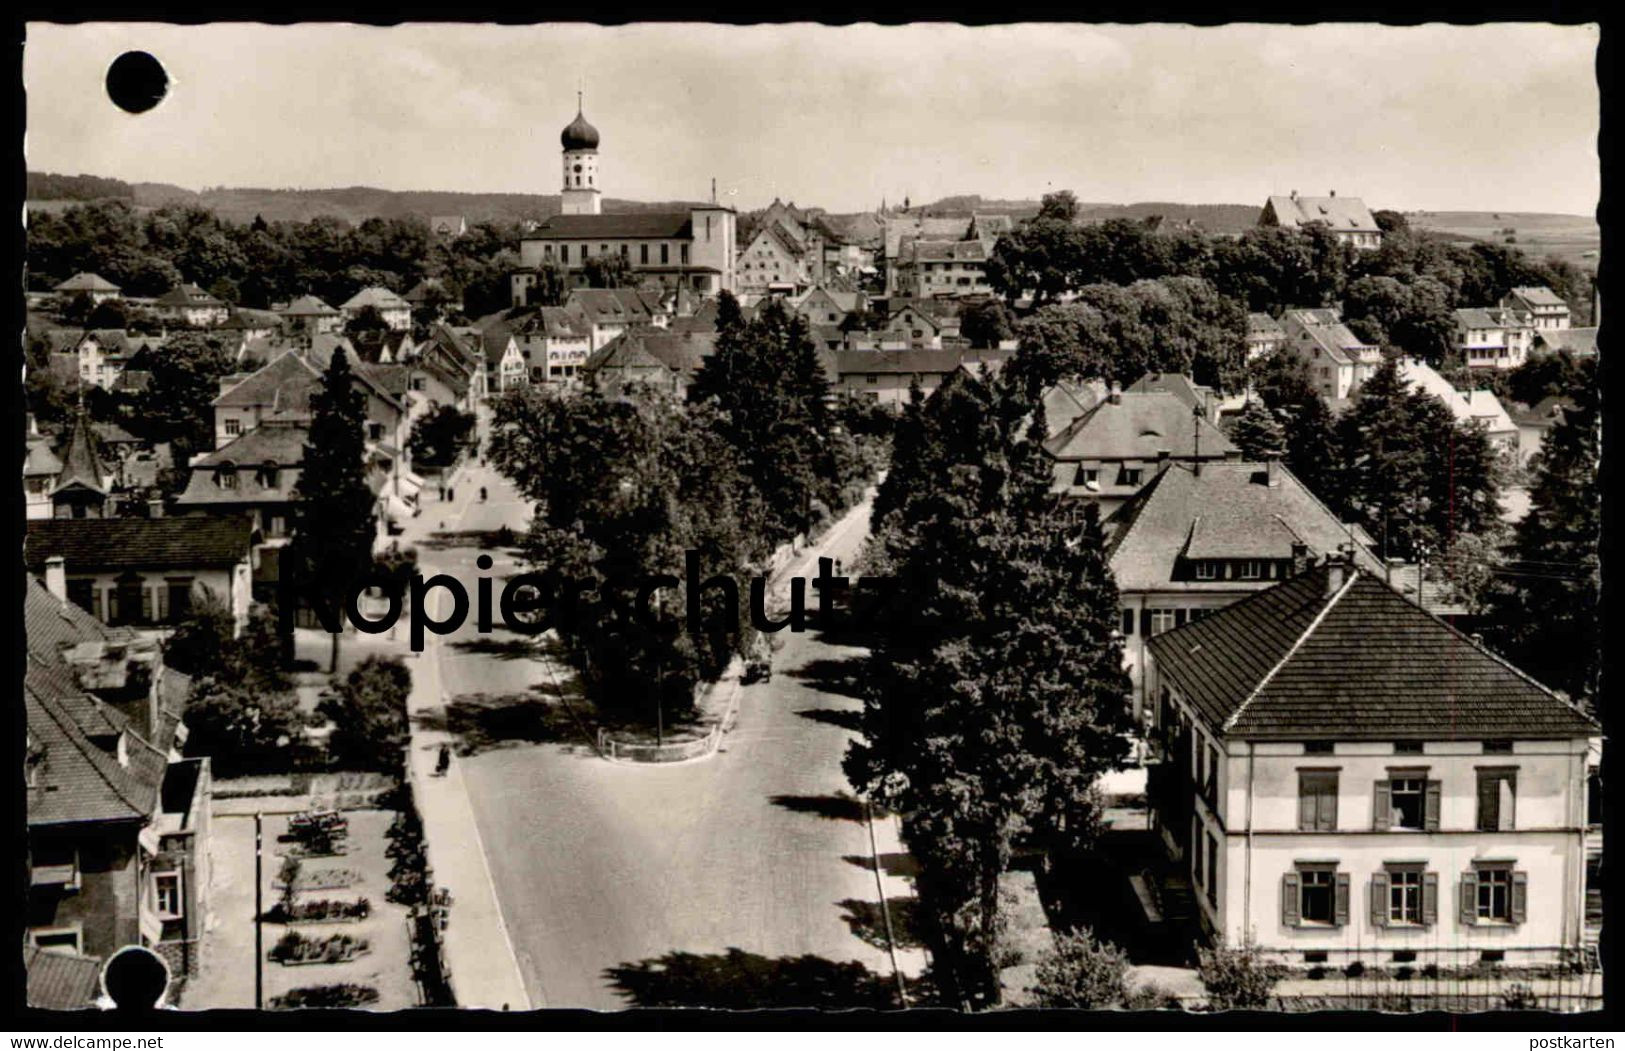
[{"x1": 597, "y1": 722, "x2": 722, "y2": 764}]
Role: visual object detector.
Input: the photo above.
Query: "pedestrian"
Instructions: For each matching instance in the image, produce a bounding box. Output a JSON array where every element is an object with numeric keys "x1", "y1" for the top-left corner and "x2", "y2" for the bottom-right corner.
[
  {"x1": 834, "y1": 557, "x2": 844, "y2": 576},
  {"x1": 435, "y1": 744, "x2": 450, "y2": 776},
  {"x1": 447, "y1": 487, "x2": 455, "y2": 502}
]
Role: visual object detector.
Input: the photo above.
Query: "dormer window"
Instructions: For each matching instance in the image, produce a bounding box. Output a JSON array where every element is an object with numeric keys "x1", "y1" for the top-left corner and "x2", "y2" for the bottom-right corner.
[
  {"x1": 217, "y1": 463, "x2": 238, "y2": 490},
  {"x1": 258, "y1": 461, "x2": 280, "y2": 488},
  {"x1": 1194, "y1": 561, "x2": 1219, "y2": 581}
]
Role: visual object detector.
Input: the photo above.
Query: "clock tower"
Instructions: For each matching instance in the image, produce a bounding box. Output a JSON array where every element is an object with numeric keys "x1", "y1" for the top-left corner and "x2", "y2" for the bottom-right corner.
[{"x1": 559, "y1": 94, "x2": 602, "y2": 216}]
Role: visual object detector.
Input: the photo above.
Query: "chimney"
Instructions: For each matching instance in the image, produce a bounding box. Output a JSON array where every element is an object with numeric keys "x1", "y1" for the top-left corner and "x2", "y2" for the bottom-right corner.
[
  {"x1": 147, "y1": 497, "x2": 165, "y2": 519},
  {"x1": 1108, "y1": 381, "x2": 1122, "y2": 405},
  {"x1": 1329, "y1": 189, "x2": 1336, "y2": 198},
  {"x1": 1290, "y1": 542, "x2": 1310, "y2": 577},
  {"x1": 1156, "y1": 448, "x2": 1171, "y2": 475},
  {"x1": 44, "y1": 555, "x2": 67, "y2": 604},
  {"x1": 1265, "y1": 458, "x2": 1281, "y2": 488},
  {"x1": 1325, "y1": 553, "x2": 1346, "y2": 596}
]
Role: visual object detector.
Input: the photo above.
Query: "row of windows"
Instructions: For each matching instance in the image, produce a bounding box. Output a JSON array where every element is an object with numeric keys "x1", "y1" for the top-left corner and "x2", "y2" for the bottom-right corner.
[
  {"x1": 1296, "y1": 768, "x2": 1518, "y2": 832},
  {"x1": 1074, "y1": 464, "x2": 1147, "y2": 488},
  {"x1": 65, "y1": 576, "x2": 195, "y2": 627},
  {"x1": 541, "y1": 243, "x2": 688, "y2": 266},
  {"x1": 1122, "y1": 606, "x2": 1214, "y2": 637},
  {"x1": 1281, "y1": 861, "x2": 1525, "y2": 928},
  {"x1": 1190, "y1": 558, "x2": 1289, "y2": 582}
]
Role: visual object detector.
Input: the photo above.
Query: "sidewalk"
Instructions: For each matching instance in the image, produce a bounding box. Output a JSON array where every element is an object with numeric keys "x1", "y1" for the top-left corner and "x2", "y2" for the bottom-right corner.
[
  {"x1": 869, "y1": 810, "x2": 931, "y2": 985},
  {"x1": 405, "y1": 628, "x2": 533, "y2": 1010}
]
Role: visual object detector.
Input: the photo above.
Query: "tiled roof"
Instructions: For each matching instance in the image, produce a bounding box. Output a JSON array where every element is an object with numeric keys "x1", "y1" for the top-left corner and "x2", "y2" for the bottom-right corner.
[
  {"x1": 25, "y1": 946, "x2": 104, "y2": 1009},
  {"x1": 1044, "y1": 391, "x2": 1237, "y2": 461},
  {"x1": 155, "y1": 283, "x2": 224, "y2": 308},
  {"x1": 23, "y1": 581, "x2": 170, "y2": 826},
  {"x1": 1103, "y1": 460, "x2": 1384, "y2": 592},
  {"x1": 1146, "y1": 564, "x2": 1599, "y2": 740},
  {"x1": 1508, "y1": 286, "x2": 1567, "y2": 308},
  {"x1": 523, "y1": 213, "x2": 694, "y2": 240},
  {"x1": 51, "y1": 414, "x2": 109, "y2": 496},
  {"x1": 175, "y1": 425, "x2": 307, "y2": 507},
  {"x1": 26, "y1": 515, "x2": 254, "y2": 572},
  {"x1": 1040, "y1": 379, "x2": 1107, "y2": 435},
  {"x1": 1246, "y1": 313, "x2": 1285, "y2": 337},
  {"x1": 342, "y1": 286, "x2": 410, "y2": 312},
  {"x1": 220, "y1": 308, "x2": 282, "y2": 331},
  {"x1": 1396, "y1": 358, "x2": 1516, "y2": 435},
  {"x1": 908, "y1": 239, "x2": 991, "y2": 264},
  {"x1": 1264, "y1": 195, "x2": 1380, "y2": 234},
  {"x1": 833, "y1": 348, "x2": 1013, "y2": 376},
  {"x1": 25, "y1": 435, "x2": 64, "y2": 478},
  {"x1": 1282, "y1": 309, "x2": 1375, "y2": 366},
  {"x1": 55, "y1": 272, "x2": 120, "y2": 293},
  {"x1": 1535, "y1": 327, "x2": 1598, "y2": 356},
  {"x1": 1125, "y1": 372, "x2": 1215, "y2": 415},
  {"x1": 588, "y1": 329, "x2": 718, "y2": 378},
  {"x1": 277, "y1": 294, "x2": 339, "y2": 316},
  {"x1": 215, "y1": 350, "x2": 321, "y2": 408},
  {"x1": 566, "y1": 288, "x2": 657, "y2": 325},
  {"x1": 111, "y1": 369, "x2": 151, "y2": 394}
]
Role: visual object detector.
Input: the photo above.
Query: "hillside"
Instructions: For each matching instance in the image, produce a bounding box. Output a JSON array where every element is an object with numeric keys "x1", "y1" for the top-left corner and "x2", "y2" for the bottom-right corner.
[
  {"x1": 1407, "y1": 210, "x2": 1600, "y2": 272},
  {"x1": 909, "y1": 194, "x2": 1262, "y2": 233},
  {"x1": 27, "y1": 171, "x2": 708, "y2": 226}
]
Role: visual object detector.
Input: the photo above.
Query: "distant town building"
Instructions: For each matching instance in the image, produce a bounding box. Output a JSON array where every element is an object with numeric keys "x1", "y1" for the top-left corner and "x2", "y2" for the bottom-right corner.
[
  {"x1": 515, "y1": 101, "x2": 738, "y2": 298},
  {"x1": 1246, "y1": 312, "x2": 1287, "y2": 361},
  {"x1": 1279, "y1": 307, "x2": 1382, "y2": 402},
  {"x1": 1501, "y1": 286, "x2": 1571, "y2": 331},
  {"x1": 1259, "y1": 191, "x2": 1383, "y2": 250},
  {"x1": 153, "y1": 283, "x2": 230, "y2": 327},
  {"x1": 54, "y1": 272, "x2": 122, "y2": 304},
  {"x1": 274, "y1": 294, "x2": 342, "y2": 337},
  {"x1": 892, "y1": 238, "x2": 993, "y2": 299},
  {"x1": 832, "y1": 348, "x2": 1014, "y2": 406},
  {"x1": 428, "y1": 215, "x2": 468, "y2": 239},
  {"x1": 340, "y1": 286, "x2": 413, "y2": 331},
  {"x1": 1395, "y1": 358, "x2": 1519, "y2": 452},
  {"x1": 1454, "y1": 307, "x2": 1535, "y2": 370}
]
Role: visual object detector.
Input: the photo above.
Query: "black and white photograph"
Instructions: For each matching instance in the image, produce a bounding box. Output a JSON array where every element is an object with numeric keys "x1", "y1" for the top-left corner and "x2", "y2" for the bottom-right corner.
[{"x1": 16, "y1": 20, "x2": 1603, "y2": 1024}]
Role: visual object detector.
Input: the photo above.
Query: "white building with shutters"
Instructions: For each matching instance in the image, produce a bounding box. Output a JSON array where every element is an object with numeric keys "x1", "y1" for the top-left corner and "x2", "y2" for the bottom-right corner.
[{"x1": 1143, "y1": 555, "x2": 1600, "y2": 970}]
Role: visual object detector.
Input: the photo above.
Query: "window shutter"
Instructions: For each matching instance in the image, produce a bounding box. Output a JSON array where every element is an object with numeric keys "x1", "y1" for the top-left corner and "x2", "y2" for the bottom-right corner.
[
  {"x1": 1422, "y1": 872, "x2": 1439, "y2": 927},
  {"x1": 1425, "y1": 780, "x2": 1442, "y2": 831},
  {"x1": 1122, "y1": 609, "x2": 1134, "y2": 635},
  {"x1": 1334, "y1": 872, "x2": 1350, "y2": 926},
  {"x1": 1174, "y1": 608, "x2": 1188, "y2": 628},
  {"x1": 1373, "y1": 780, "x2": 1392, "y2": 830},
  {"x1": 1478, "y1": 775, "x2": 1499, "y2": 831},
  {"x1": 141, "y1": 587, "x2": 153, "y2": 624},
  {"x1": 1282, "y1": 873, "x2": 1300, "y2": 927},
  {"x1": 1298, "y1": 787, "x2": 1316, "y2": 831},
  {"x1": 1370, "y1": 872, "x2": 1389, "y2": 928},
  {"x1": 1140, "y1": 609, "x2": 1153, "y2": 636},
  {"x1": 1511, "y1": 871, "x2": 1528, "y2": 924},
  {"x1": 1460, "y1": 871, "x2": 1477, "y2": 926}
]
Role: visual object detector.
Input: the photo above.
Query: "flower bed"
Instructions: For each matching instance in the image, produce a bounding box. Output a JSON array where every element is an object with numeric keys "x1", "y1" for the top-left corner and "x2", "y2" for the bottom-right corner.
[
  {"x1": 262, "y1": 898, "x2": 371, "y2": 925},
  {"x1": 269, "y1": 930, "x2": 371, "y2": 966},
  {"x1": 268, "y1": 984, "x2": 379, "y2": 1010},
  {"x1": 276, "y1": 867, "x2": 361, "y2": 892}
]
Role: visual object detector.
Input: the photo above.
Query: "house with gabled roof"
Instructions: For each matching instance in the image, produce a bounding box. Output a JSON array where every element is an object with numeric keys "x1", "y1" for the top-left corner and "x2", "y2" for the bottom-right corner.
[
  {"x1": 154, "y1": 283, "x2": 230, "y2": 327},
  {"x1": 1102, "y1": 458, "x2": 1384, "y2": 725},
  {"x1": 1279, "y1": 307, "x2": 1382, "y2": 402},
  {"x1": 1042, "y1": 388, "x2": 1237, "y2": 512},
  {"x1": 1246, "y1": 312, "x2": 1287, "y2": 361},
  {"x1": 1259, "y1": 191, "x2": 1383, "y2": 250},
  {"x1": 55, "y1": 272, "x2": 122, "y2": 304},
  {"x1": 893, "y1": 238, "x2": 993, "y2": 299},
  {"x1": 340, "y1": 286, "x2": 412, "y2": 331},
  {"x1": 1142, "y1": 555, "x2": 1599, "y2": 968},
  {"x1": 1395, "y1": 358, "x2": 1518, "y2": 452},
  {"x1": 1502, "y1": 286, "x2": 1571, "y2": 331},
  {"x1": 24, "y1": 578, "x2": 213, "y2": 981},
  {"x1": 582, "y1": 328, "x2": 718, "y2": 399},
  {"x1": 1454, "y1": 307, "x2": 1536, "y2": 370},
  {"x1": 273, "y1": 294, "x2": 342, "y2": 337},
  {"x1": 831, "y1": 348, "x2": 1013, "y2": 405}
]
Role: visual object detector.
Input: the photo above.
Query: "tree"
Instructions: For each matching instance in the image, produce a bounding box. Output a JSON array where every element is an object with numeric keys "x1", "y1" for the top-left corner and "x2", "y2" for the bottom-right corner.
[
  {"x1": 132, "y1": 331, "x2": 239, "y2": 469},
  {"x1": 582, "y1": 252, "x2": 634, "y2": 289},
  {"x1": 291, "y1": 348, "x2": 378, "y2": 672},
  {"x1": 1335, "y1": 357, "x2": 1437, "y2": 562},
  {"x1": 161, "y1": 587, "x2": 237, "y2": 677},
  {"x1": 209, "y1": 275, "x2": 241, "y2": 306},
  {"x1": 183, "y1": 675, "x2": 302, "y2": 776},
  {"x1": 1036, "y1": 190, "x2": 1080, "y2": 223},
  {"x1": 343, "y1": 304, "x2": 390, "y2": 338},
  {"x1": 1197, "y1": 935, "x2": 1280, "y2": 1011},
  {"x1": 846, "y1": 365, "x2": 1133, "y2": 1007},
  {"x1": 1227, "y1": 398, "x2": 1287, "y2": 462},
  {"x1": 1029, "y1": 929, "x2": 1135, "y2": 1009},
  {"x1": 959, "y1": 298, "x2": 1013, "y2": 350},
  {"x1": 1483, "y1": 382, "x2": 1600, "y2": 704},
  {"x1": 1373, "y1": 209, "x2": 1410, "y2": 234},
  {"x1": 407, "y1": 404, "x2": 476, "y2": 468},
  {"x1": 319, "y1": 655, "x2": 413, "y2": 771},
  {"x1": 1250, "y1": 350, "x2": 1341, "y2": 502}
]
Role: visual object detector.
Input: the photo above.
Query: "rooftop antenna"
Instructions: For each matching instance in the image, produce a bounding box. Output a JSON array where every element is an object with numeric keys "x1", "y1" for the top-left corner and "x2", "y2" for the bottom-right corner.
[{"x1": 711, "y1": 178, "x2": 717, "y2": 205}]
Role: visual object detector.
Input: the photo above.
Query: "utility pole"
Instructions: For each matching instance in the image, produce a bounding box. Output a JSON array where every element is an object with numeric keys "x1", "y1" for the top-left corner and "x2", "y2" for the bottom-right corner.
[{"x1": 254, "y1": 811, "x2": 264, "y2": 1010}]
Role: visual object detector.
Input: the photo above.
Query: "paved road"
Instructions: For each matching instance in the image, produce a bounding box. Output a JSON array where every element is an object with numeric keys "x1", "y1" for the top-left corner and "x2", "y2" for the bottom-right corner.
[{"x1": 446, "y1": 500, "x2": 894, "y2": 1009}]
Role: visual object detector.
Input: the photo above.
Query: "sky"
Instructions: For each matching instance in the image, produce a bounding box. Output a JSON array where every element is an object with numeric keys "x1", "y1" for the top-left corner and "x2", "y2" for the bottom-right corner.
[{"x1": 23, "y1": 22, "x2": 1601, "y2": 215}]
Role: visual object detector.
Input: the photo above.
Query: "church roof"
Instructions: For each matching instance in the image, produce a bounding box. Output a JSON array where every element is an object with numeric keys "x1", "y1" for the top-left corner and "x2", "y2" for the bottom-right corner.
[
  {"x1": 523, "y1": 213, "x2": 694, "y2": 241},
  {"x1": 51, "y1": 413, "x2": 110, "y2": 496},
  {"x1": 561, "y1": 106, "x2": 601, "y2": 150}
]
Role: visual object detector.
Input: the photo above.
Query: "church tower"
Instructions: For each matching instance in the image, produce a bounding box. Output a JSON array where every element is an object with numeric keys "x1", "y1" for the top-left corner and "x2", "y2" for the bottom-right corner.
[{"x1": 560, "y1": 94, "x2": 602, "y2": 216}]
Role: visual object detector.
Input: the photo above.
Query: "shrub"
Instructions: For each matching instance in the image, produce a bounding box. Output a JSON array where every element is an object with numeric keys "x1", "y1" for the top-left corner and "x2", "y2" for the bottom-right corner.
[
  {"x1": 263, "y1": 898, "x2": 371, "y2": 924},
  {"x1": 1197, "y1": 934, "x2": 1280, "y2": 1011},
  {"x1": 1393, "y1": 966, "x2": 1413, "y2": 982},
  {"x1": 1306, "y1": 966, "x2": 1326, "y2": 981},
  {"x1": 1344, "y1": 960, "x2": 1365, "y2": 979},
  {"x1": 1503, "y1": 982, "x2": 1538, "y2": 1010},
  {"x1": 1029, "y1": 928, "x2": 1133, "y2": 1008},
  {"x1": 269, "y1": 930, "x2": 370, "y2": 965},
  {"x1": 268, "y1": 984, "x2": 379, "y2": 1010},
  {"x1": 1421, "y1": 963, "x2": 1440, "y2": 979}
]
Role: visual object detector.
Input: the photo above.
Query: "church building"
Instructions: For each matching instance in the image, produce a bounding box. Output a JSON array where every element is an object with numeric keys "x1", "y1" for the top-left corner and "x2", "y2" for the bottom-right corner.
[{"x1": 513, "y1": 100, "x2": 738, "y2": 304}]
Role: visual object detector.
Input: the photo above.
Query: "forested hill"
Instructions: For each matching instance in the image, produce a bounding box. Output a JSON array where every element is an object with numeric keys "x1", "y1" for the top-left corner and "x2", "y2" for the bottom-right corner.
[
  {"x1": 907, "y1": 195, "x2": 1263, "y2": 233},
  {"x1": 26, "y1": 171, "x2": 705, "y2": 226}
]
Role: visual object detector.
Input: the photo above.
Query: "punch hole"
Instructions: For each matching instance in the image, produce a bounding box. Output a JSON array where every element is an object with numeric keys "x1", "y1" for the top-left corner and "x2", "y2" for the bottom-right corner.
[{"x1": 105, "y1": 51, "x2": 168, "y2": 114}]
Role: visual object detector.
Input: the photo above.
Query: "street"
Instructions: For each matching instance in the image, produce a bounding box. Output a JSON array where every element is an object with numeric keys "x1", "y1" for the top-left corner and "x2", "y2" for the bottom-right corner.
[{"x1": 405, "y1": 450, "x2": 898, "y2": 1009}]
